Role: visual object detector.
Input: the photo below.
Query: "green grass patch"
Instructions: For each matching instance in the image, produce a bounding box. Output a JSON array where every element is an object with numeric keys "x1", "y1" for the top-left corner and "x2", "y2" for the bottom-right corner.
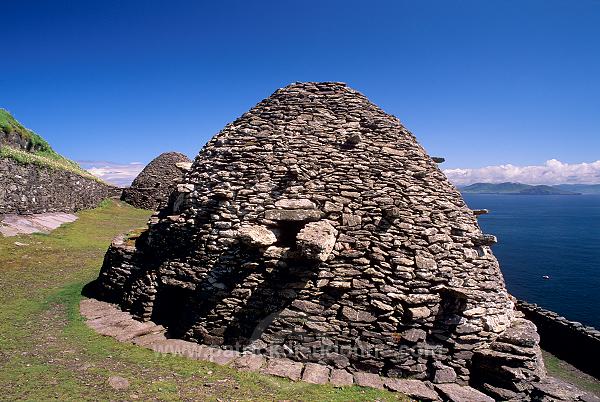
[{"x1": 0, "y1": 200, "x2": 407, "y2": 401}]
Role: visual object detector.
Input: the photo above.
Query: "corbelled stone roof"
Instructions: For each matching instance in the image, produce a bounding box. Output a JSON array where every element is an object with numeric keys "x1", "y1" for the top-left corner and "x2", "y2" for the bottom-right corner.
[
  {"x1": 93, "y1": 82, "x2": 545, "y2": 398},
  {"x1": 121, "y1": 151, "x2": 191, "y2": 210}
]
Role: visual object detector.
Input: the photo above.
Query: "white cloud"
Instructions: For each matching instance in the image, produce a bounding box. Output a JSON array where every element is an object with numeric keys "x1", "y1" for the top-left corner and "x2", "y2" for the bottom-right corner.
[
  {"x1": 443, "y1": 159, "x2": 600, "y2": 186},
  {"x1": 77, "y1": 158, "x2": 600, "y2": 187},
  {"x1": 77, "y1": 161, "x2": 145, "y2": 187}
]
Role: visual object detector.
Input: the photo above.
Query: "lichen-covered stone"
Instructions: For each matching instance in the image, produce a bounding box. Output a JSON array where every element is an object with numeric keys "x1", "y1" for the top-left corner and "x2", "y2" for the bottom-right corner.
[
  {"x1": 432, "y1": 363, "x2": 457, "y2": 384},
  {"x1": 330, "y1": 369, "x2": 354, "y2": 387},
  {"x1": 262, "y1": 358, "x2": 303, "y2": 381},
  {"x1": 274, "y1": 198, "x2": 316, "y2": 209},
  {"x1": 264, "y1": 209, "x2": 322, "y2": 222},
  {"x1": 354, "y1": 372, "x2": 384, "y2": 389}
]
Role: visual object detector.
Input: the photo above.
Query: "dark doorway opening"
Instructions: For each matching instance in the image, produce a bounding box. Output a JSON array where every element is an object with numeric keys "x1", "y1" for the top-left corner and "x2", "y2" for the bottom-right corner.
[
  {"x1": 275, "y1": 221, "x2": 305, "y2": 247},
  {"x1": 151, "y1": 285, "x2": 194, "y2": 338}
]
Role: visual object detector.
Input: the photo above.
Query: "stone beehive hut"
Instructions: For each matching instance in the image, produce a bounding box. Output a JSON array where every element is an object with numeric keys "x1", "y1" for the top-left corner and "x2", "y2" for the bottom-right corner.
[
  {"x1": 93, "y1": 82, "x2": 545, "y2": 399},
  {"x1": 121, "y1": 151, "x2": 191, "y2": 210}
]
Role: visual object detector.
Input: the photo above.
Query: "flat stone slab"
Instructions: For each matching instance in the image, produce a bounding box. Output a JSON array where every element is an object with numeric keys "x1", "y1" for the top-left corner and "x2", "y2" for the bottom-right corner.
[
  {"x1": 264, "y1": 209, "x2": 322, "y2": 222},
  {"x1": 150, "y1": 339, "x2": 215, "y2": 361},
  {"x1": 132, "y1": 331, "x2": 167, "y2": 347},
  {"x1": 330, "y1": 369, "x2": 354, "y2": 387},
  {"x1": 532, "y1": 377, "x2": 591, "y2": 401},
  {"x1": 209, "y1": 349, "x2": 241, "y2": 365},
  {"x1": 261, "y1": 358, "x2": 304, "y2": 381},
  {"x1": 80, "y1": 298, "x2": 117, "y2": 319},
  {"x1": 354, "y1": 372, "x2": 384, "y2": 389},
  {"x1": 114, "y1": 321, "x2": 164, "y2": 342},
  {"x1": 230, "y1": 353, "x2": 266, "y2": 371},
  {"x1": 384, "y1": 378, "x2": 439, "y2": 401},
  {"x1": 434, "y1": 383, "x2": 495, "y2": 402},
  {"x1": 0, "y1": 212, "x2": 77, "y2": 237},
  {"x1": 301, "y1": 363, "x2": 330, "y2": 384}
]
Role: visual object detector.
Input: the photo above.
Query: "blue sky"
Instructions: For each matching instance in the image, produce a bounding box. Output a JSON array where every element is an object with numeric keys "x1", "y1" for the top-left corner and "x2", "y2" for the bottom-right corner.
[{"x1": 1, "y1": 0, "x2": 599, "y2": 185}]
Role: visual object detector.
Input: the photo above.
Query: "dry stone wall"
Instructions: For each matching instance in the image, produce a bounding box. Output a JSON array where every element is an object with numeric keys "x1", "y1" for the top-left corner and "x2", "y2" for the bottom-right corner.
[
  {"x1": 92, "y1": 82, "x2": 546, "y2": 399},
  {"x1": 517, "y1": 300, "x2": 600, "y2": 378},
  {"x1": 0, "y1": 157, "x2": 119, "y2": 215}
]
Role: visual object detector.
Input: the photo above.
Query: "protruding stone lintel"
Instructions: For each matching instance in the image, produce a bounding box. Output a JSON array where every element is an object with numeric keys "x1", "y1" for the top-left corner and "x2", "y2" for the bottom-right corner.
[
  {"x1": 472, "y1": 234, "x2": 497, "y2": 246},
  {"x1": 274, "y1": 198, "x2": 316, "y2": 210},
  {"x1": 175, "y1": 161, "x2": 193, "y2": 171},
  {"x1": 264, "y1": 209, "x2": 323, "y2": 222}
]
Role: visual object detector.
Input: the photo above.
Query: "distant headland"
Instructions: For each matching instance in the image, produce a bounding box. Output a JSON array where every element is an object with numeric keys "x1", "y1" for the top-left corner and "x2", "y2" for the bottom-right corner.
[{"x1": 460, "y1": 182, "x2": 600, "y2": 195}]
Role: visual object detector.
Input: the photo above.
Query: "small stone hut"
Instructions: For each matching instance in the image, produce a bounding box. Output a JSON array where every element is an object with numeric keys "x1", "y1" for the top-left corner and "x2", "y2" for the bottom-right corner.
[
  {"x1": 93, "y1": 82, "x2": 545, "y2": 399},
  {"x1": 121, "y1": 151, "x2": 191, "y2": 210}
]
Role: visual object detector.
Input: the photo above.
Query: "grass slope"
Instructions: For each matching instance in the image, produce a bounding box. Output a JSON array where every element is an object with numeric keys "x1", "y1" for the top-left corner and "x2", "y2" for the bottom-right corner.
[
  {"x1": 0, "y1": 109, "x2": 101, "y2": 181},
  {"x1": 0, "y1": 200, "x2": 407, "y2": 401},
  {"x1": 1, "y1": 108, "x2": 63, "y2": 160}
]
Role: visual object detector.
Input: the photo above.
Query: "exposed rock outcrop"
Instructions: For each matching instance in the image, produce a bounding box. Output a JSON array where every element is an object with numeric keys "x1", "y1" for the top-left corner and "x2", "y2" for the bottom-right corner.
[
  {"x1": 0, "y1": 108, "x2": 51, "y2": 153},
  {"x1": 121, "y1": 152, "x2": 191, "y2": 210}
]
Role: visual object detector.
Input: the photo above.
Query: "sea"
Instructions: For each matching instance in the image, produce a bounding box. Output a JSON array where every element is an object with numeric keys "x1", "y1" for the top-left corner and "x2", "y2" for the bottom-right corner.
[{"x1": 462, "y1": 194, "x2": 600, "y2": 329}]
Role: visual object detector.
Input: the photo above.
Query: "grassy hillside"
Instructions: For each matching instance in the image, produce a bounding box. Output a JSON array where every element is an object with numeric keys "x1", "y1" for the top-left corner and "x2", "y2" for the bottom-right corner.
[
  {"x1": 0, "y1": 109, "x2": 59, "y2": 158},
  {"x1": 0, "y1": 200, "x2": 406, "y2": 401},
  {"x1": 0, "y1": 109, "x2": 103, "y2": 182}
]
